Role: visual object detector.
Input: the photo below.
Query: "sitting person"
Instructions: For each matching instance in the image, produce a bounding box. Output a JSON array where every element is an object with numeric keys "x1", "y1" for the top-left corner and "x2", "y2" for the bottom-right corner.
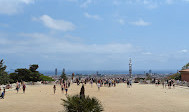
[{"x1": 0, "y1": 88, "x2": 5, "y2": 99}]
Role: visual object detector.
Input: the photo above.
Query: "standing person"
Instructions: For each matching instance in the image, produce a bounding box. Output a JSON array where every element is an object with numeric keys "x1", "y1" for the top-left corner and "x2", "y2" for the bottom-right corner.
[
  {"x1": 90, "y1": 79, "x2": 93, "y2": 87},
  {"x1": 97, "y1": 83, "x2": 100, "y2": 90},
  {"x1": 22, "y1": 83, "x2": 26, "y2": 93},
  {"x1": 164, "y1": 81, "x2": 167, "y2": 88},
  {"x1": 129, "y1": 80, "x2": 132, "y2": 87},
  {"x1": 68, "y1": 81, "x2": 70, "y2": 88},
  {"x1": 53, "y1": 85, "x2": 56, "y2": 94},
  {"x1": 162, "y1": 81, "x2": 165, "y2": 88},
  {"x1": 127, "y1": 80, "x2": 130, "y2": 88},
  {"x1": 16, "y1": 84, "x2": 19, "y2": 93},
  {"x1": 61, "y1": 84, "x2": 64, "y2": 93},
  {"x1": 0, "y1": 88, "x2": 5, "y2": 99},
  {"x1": 65, "y1": 85, "x2": 68, "y2": 95},
  {"x1": 155, "y1": 79, "x2": 158, "y2": 86}
]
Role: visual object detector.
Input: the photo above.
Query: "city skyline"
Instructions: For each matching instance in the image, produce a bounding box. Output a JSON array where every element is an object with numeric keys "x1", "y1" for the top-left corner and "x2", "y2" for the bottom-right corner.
[{"x1": 0, "y1": 0, "x2": 189, "y2": 71}]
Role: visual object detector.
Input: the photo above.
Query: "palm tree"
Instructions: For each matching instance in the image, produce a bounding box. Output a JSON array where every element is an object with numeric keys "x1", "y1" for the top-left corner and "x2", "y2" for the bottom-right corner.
[{"x1": 61, "y1": 85, "x2": 104, "y2": 112}]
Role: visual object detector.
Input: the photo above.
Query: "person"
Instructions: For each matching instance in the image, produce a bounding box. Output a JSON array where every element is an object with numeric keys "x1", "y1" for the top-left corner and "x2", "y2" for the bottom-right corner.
[
  {"x1": 127, "y1": 80, "x2": 130, "y2": 88},
  {"x1": 162, "y1": 81, "x2": 165, "y2": 88},
  {"x1": 97, "y1": 83, "x2": 100, "y2": 90},
  {"x1": 53, "y1": 85, "x2": 56, "y2": 94},
  {"x1": 0, "y1": 88, "x2": 5, "y2": 99},
  {"x1": 61, "y1": 84, "x2": 64, "y2": 93},
  {"x1": 23, "y1": 83, "x2": 26, "y2": 93},
  {"x1": 90, "y1": 79, "x2": 93, "y2": 87},
  {"x1": 16, "y1": 84, "x2": 19, "y2": 93},
  {"x1": 129, "y1": 80, "x2": 132, "y2": 87},
  {"x1": 155, "y1": 79, "x2": 158, "y2": 86},
  {"x1": 65, "y1": 85, "x2": 68, "y2": 95}
]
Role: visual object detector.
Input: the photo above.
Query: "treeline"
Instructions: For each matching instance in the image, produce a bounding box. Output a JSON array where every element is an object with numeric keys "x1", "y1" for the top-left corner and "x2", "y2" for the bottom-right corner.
[{"x1": 0, "y1": 59, "x2": 54, "y2": 85}]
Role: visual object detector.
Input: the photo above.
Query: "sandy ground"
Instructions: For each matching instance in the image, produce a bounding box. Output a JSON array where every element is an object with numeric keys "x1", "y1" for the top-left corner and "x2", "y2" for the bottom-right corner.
[{"x1": 0, "y1": 83, "x2": 189, "y2": 112}]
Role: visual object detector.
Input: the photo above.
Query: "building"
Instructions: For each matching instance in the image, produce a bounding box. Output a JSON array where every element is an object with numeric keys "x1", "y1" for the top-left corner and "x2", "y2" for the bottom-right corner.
[{"x1": 179, "y1": 69, "x2": 189, "y2": 82}]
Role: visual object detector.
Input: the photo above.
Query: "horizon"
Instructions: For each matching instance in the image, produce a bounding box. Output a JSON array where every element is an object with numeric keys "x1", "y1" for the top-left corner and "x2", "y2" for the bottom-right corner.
[{"x1": 0, "y1": 0, "x2": 189, "y2": 71}]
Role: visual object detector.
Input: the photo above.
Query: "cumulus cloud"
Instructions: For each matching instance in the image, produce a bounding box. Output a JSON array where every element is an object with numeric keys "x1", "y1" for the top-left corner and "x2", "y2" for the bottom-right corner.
[
  {"x1": 130, "y1": 19, "x2": 151, "y2": 26},
  {"x1": 84, "y1": 13, "x2": 102, "y2": 20},
  {"x1": 33, "y1": 15, "x2": 75, "y2": 31},
  {"x1": 0, "y1": 0, "x2": 34, "y2": 15}
]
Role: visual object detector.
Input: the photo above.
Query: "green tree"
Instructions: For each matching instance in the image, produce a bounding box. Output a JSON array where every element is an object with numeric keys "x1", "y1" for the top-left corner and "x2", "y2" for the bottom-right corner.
[
  {"x1": 62, "y1": 85, "x2": 103, "y2": 112},
  {"x1": 60, "y1": 69, "x2": 67, "y2": 80},
  {"x1": 0, "y1": 59, "x2": 12, "y2": 84},
  {"x1": 182, "y1": 63, "x2": 189, "y2": 70},
  {"x1": 9, "y1": 64, "x2": 43, "y2": 82},
  {"x1": 10, "y1": 68, "x2": 32, "y2": 82},
  {"x1": 29, "y1": 64, "x2": 39, "y2": 72},
  {"x1": 40, "y1": 74, "x2": 54, "y2": 81},
  {"x1": 167, "y1": 73, "x2": 181, "y2": 80}
]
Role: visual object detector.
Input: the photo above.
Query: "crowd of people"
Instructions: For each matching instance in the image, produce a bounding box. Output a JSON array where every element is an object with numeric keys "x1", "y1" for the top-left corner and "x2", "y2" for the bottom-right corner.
[
  {"x1": 0, "y1": 76, "x2": 182, "y2": 100},
  {"x1": 0, "y1": 81, "x2": 26, "y2": 99},
  {"x1": 73, "y1": 77, "x2": 133, "y2": 90},
  {"x1": 53, "y1": 79, "x2": 71, "y2": 95},
  {"x1": 154, "y1": 79, "x2": 176, "y2": 89}
]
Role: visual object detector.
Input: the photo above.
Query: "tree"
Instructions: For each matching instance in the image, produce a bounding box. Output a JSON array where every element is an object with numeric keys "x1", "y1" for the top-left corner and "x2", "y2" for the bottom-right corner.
[
  {"x1": 29, "y1": 64, "x2": 39, "y2": 72},
  {"x1": 60, "y1": 68, "x2": 67, "y2": 80},
  {"x1": 62, "y1": 85, "x2": 103, "y2": 112},
  {"x1": 167, "y1": 73, "x2": 181, "y2": 80},
  {"x1": 40, "y1": 74, "x2": 54, "y2": 81},
  {"x1": 9, "y1": 64, "x2": 43, "y2": 82},
  {"x1": 182, "y1": 63, "x2": 189, "y2": 70},
  {"x1": 0, "y1": 59, "x2": 12, "y2": 84},
  {"x1": 10, "y1": 68, "x2": 32, "y2": 82}
]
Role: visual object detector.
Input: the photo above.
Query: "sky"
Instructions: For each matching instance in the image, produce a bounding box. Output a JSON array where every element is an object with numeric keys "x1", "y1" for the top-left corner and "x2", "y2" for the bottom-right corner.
[{"x1": 0, "y1": 0, "x2": 189, "y2": 72}]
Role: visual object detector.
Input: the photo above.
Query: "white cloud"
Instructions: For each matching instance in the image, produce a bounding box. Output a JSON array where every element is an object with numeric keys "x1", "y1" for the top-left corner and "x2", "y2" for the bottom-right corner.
[
  {"x1": 33, "y1": 15, "x2": 75, "y2": 31},
  {"x1": 130, "y1": 19, "x2": 151, "y2": 26},
  {"x1": 142, "y1": 52, "x2": 152, "y2": 55},
  {"x1": 118, "y1": 19, "x2": 125, "y2": 25},
  {"x1": 80, "y1": 0, "x2": 92, "y2": 8},
  {"x1": 180, "y1": 49, "x2": 188, "y2": 53},
  {"x1": 0, "y1": 33, "x2": 139, "y2": 55},
  {"x1": 84, "y1": 13, "x2": 102, "y2": 20},
  {"x1": 0, "y1": 0, "x2": 34, "y2": 15}
]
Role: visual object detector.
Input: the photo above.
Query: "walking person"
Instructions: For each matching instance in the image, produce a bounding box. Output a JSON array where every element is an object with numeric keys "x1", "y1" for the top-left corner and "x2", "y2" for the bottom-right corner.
[
  {"x1": 65, "y1": 85, "x2": 68, "y2": 95},
  {"x1": 53, "y1": 85, "x2": 56, "y2": 94},
  {"x1": 22, "y1": 83, "x2": 26, "y2": 93},
  {"x1": 61, "y1": 84, "x2": 64, "y2": 93}
]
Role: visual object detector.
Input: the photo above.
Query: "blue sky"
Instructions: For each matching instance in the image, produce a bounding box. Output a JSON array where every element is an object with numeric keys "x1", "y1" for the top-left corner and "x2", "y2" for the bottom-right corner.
[{"x1": 0, "y1": 0, "x2": 189, "y2": 72}]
